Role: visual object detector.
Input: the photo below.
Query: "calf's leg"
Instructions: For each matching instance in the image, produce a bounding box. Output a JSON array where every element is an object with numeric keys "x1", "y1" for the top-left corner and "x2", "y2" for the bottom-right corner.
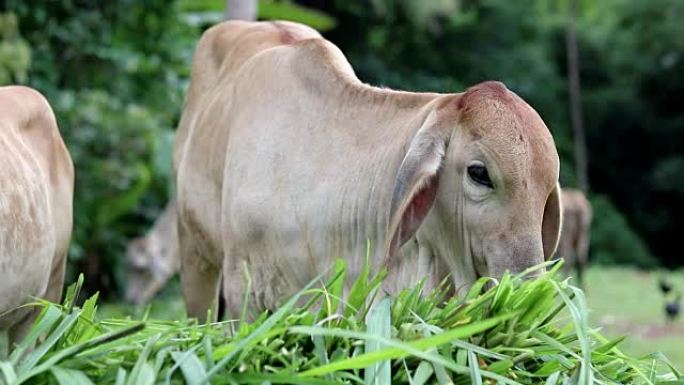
[{"x1": 178, "y1": 220, "x2": 221, "y2": 323}]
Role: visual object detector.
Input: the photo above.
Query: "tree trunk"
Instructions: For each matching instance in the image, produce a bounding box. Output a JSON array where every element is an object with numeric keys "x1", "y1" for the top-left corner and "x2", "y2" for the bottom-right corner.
[
  {"x1": 565, "y1": 0, "x2": 589, "y2": 192},
  {"x1": 225, "y1": 0, "x2": 258, "y2": 21}
]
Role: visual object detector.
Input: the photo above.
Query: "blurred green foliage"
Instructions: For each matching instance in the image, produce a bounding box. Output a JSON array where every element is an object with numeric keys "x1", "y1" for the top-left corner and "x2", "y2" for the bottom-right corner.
[
  {"x1": 589, "y1": 195, "x2": 656, "y2": 268},
  {"x1": 0, "y1": 0, "x2": 337, "y2": 297},
  {"x1": 577, "y1": 0, "x2": 684, "y2": 267},
  {"x1": 311, "y1": 0, "x2": 683, "y2": 267},
  {"x1": 179, "y1": 0, "x2": 336, "y2": 30},
  {"x1": 1, "y1": 1, "x2": 198, "y2": 295},
  {"x1": 0, "y1": 12, "x2": 30, "y2": 83},
  {"x1": 0, "y1": 0, "x2": 681, "y2": 298},
  {"x1": 54, "y1": 91, "x2": 163, "y2": 258}
]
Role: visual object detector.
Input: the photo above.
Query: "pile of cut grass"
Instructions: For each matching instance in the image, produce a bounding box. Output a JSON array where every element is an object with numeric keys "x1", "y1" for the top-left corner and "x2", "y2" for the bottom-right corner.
[{"x1": 0, "y1": 259, "x2": 681, "y2": 385}]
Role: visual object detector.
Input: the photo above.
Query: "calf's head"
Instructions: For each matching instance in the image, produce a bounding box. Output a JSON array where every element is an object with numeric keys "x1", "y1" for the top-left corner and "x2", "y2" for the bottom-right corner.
[
  {"x1": 125, "y1": 237, "x2": 167, "y2": 305},
  {"x1": 387, "y1": 81, "x2": 561, "y2": 284}
]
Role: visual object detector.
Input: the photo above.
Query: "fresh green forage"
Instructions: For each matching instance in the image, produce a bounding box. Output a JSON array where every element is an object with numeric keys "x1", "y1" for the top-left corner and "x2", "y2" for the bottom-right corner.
[{"x1": 0, "y1": 260, "x2": 680, "y2": 385}]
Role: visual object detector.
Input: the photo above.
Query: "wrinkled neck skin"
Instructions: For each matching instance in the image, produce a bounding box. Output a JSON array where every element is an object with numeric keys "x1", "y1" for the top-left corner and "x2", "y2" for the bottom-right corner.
[
  {"x1": 437, "y1": 189, "x2": 478, "y2": 294},
  {"x1": 425, "y1": 144, "x2": 478, "y2": 294},
  {"x1": 387, "y1": 128, "x2": 479, "y2": 296}
]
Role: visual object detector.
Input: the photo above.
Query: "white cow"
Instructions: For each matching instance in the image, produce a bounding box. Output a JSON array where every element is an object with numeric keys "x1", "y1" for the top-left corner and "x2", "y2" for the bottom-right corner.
[
  {"x1": 125, "y1": 202, "x2": 179, "y2": 305},
  {"x1": 174, "y1": 21, "x2": 561, "y2": 320},
  {"x1": 0, "y1": 86, "x2": 74, "y2": 345},
  {"x1": 558, "y1": 188, "x2": 592, "y2": 287}
]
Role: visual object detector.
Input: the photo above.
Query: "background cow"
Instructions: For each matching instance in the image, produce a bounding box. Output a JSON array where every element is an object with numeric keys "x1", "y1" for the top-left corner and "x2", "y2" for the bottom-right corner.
[
  {"x1": 125, "y1": 203, "x2": 179, "y2": 305},
  {"x1": 558, "y1": 188, "x2": 592, "y2": 287},
  {"x1": 174, "y1": 21, "x2": 561, "y2": 321},
  {"x1": 0, "y1": 86, "x2": 74, "y2": 346}
]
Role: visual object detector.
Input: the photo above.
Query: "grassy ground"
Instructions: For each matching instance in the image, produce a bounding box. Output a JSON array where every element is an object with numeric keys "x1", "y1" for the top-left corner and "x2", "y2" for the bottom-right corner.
[
  {"x1": 100, "y1": 266, "x2": 684, "y2": 370},
  {"x1": 584, "y1": 266, "x2": 684, "y2": 370},
  {"x1": 9, "y1": 264, "x2": 678, "y2": 384},
  {"x1": 98, "y1": 279, "x2": 186, "y2": 320}
]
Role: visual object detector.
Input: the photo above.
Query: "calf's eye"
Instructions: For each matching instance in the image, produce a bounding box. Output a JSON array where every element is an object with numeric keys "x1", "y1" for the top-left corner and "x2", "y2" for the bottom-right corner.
[{"x1": 467, "y1": 163, "x2": 494, "y2": 188}]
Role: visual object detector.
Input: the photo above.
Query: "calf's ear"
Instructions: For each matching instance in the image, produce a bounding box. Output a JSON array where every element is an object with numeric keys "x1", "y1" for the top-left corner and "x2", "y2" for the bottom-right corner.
[
  {"x1": 542, "y1": 183, "x2": 562, "y2": 260},
  {"x1": 386, "y1": 122, "x2": 447, "y2": 258}
]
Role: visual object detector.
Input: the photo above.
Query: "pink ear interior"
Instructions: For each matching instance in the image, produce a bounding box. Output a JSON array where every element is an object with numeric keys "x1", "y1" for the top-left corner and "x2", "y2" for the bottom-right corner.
[{"x1": 388, "y1": 177, "x2": 439, "y2": 256}]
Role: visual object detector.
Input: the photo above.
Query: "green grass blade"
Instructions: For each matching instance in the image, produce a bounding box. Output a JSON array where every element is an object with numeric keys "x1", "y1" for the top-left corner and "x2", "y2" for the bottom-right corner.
[
  {"x1": 364, "y1": 297, "x2": 391, "y2": 385},
  {"x1": 219, "y1": 373, "x2": 340, "y2": 385},
  {"x1": 126, "y1": 334, "x2": 158, "y2": 385},
  {"x1": 514, "y1": 259, "x2": 558, "y2": 280},
  {"x1": 68, "y1": 292, "x2": 100, "y2": 345},
  {"x1": 0, "y1": 361, "x2": 17, "y2": 384},
  {"x1": 594, "y1": 335, "x2": 626, "y2": 354},
  {"x1": 317, "y1": 259, "x2": 347, "y2": 322},
  {"x1": 411, "y1": 361, "x2": 434, "y2": 385},
  {"x1": 639, "y1": 351, "x2": 683, "y2": 379},
  {"x1": 450, "y1": 339, "x2": 508, "y2": 361},
  {"x1": 543, "y1": 371, "x2": 560, "y2": 385},
  {"x1": 552, "y1": 283, "x2": 593, "y2": 385},
  {"x1": 62, "y1": 274, "x2": 84, "y2": 314},
  {"x1": 19, "y1": 322, "x2": 145, "y2": 382},
  {"x1": 292, "y1": 313, "x2": 521, "y2": 384},
  {"x1": 115, "y1": 367, "x2": 126, "y2": 385},
  {"x1": 200, "y1": 270, "x2": 328, "y2": 383},
  {"x1": 311, "y1": 334, "x2": 331, "y2": 382},
  {"x1": 171, "y1": 350, "x2": 207, "y2": 385},
  {"x1": 202, "y1": 335, "x2": 214, "y2": 370},
  {"x1": 530, "y1": 330, "x2": 581, "y2": 359},
  {"x1": 9, "y1": 305, "x2": 62, "y2": 364},
  {"x1": 17, "y1": 310, "x2": 81, "y2": 377},
  {"x1": 51, "y1": 366, "x2": 96, "y2": 385},
  {"x1": 432, "y1": 360, "x2": 452, "y2": 385},
  {"x1": 468, "y1": 351, "x2": 483, "y2": 385}
]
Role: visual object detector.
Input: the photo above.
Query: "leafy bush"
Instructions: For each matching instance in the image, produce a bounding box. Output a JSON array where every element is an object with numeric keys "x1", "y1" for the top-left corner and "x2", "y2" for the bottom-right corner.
[
  {"x1": 51, "y1": 90, "x2": 176, "y2": 290},
  {"x1": 311, "y1": 0, "x2": 684, "y2": 267},
  {"x1": 589, "y1": 194, "x2": 657, "y2": 268},
  {"x1": 1, "y1": 0, "x2": 198, "y2": 296},
  {"x1": 0, "y1": 261, "x2": 679, "y2": 384},
  {"x1": 0, "y1": 12, "x2": 30, "y2": 84}
]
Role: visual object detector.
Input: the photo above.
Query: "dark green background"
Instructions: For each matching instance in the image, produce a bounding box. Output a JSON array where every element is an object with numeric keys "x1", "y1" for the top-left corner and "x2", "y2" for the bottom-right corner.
[{"x1": 1, "y1": 0, "x2": 681, "y2": 297}]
